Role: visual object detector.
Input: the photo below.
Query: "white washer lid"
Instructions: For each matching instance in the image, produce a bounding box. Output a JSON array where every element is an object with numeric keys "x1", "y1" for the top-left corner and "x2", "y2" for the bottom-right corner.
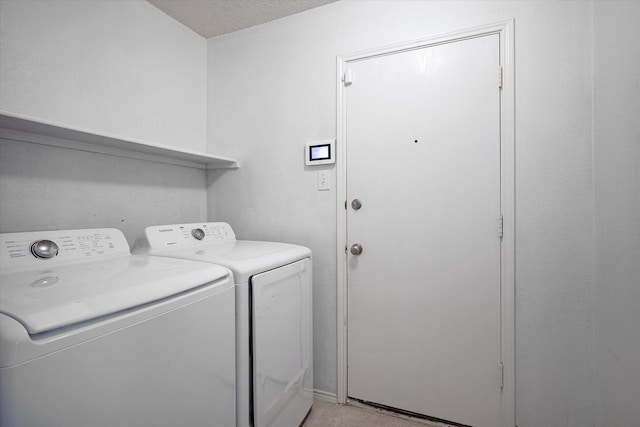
[{"x1": 0, "y1": 255, "x2": 229, "y2": 335}]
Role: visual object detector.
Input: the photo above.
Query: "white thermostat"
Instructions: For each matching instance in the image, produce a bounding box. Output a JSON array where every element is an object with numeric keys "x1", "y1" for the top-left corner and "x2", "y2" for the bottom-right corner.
[{"x1": 305, "y1": 140, "x2": 335, "y2": 166}]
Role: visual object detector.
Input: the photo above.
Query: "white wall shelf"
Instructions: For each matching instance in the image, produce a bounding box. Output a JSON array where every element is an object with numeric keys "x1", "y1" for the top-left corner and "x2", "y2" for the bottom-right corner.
[{"x1": 0, "y1": 112, "x2": 239, "y2": 170}]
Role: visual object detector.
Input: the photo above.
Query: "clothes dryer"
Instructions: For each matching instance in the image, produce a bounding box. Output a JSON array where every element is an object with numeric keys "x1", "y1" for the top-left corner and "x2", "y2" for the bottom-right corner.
[
  {"x1": 0, "y1": 228, "x2": 235, "y2": 427},
  {"x1": 134, "y1": 222, "x2": 313, "y2": 427}
]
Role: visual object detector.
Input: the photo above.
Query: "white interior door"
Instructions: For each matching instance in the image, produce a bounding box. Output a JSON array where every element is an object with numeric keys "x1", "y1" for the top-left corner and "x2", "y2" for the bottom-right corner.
[{"x1": 346, "y1": 34, "x2": 502, "y2": 427}]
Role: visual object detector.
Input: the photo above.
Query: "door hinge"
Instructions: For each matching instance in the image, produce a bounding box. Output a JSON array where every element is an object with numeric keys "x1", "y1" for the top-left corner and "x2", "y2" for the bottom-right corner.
[
  {"x1": 498, "y1": 65, "x2": 503, "y2": 89},
  {"x1": 498, "y1": 215, "x2": 504, "y2": 239},
  {"x1": 499, "y1": 362, "x2": 504, "y2": 389},
  {"x1": 343, "y1": 68, "x2": 353, "y2": 87}
]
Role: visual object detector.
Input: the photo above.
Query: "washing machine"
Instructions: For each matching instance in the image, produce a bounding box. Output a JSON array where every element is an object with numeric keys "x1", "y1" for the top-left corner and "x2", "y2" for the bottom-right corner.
[
  {"x1": 133, "y1": 222, "x2": 313, "y2": 427},
  {"x1": 0, "y1": 228, "x2": 236, "y2": 427}
]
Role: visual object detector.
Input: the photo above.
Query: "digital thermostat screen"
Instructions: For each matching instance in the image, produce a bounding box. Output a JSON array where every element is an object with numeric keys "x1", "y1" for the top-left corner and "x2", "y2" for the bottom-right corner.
[
  {"x1": 305, "y1": 140, "x2": 335, "y2": 165},
  {"x1": 310, "y1": 144, "x2": 331, "y2": 161}
]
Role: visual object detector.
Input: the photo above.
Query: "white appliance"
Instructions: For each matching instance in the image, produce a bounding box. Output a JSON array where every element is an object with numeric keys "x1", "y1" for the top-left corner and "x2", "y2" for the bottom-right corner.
[
  {"x1": 0, "y1": 228, "x2": 236, "y2": 427},
  {"x1": 133, "y1": 222, "x2": 313, "y2": 427}
]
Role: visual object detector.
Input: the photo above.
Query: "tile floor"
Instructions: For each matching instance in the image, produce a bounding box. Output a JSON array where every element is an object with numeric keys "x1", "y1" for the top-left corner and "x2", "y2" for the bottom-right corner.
[{"x1": 302, "y1": 400, "x2": 448, "y2": 427}]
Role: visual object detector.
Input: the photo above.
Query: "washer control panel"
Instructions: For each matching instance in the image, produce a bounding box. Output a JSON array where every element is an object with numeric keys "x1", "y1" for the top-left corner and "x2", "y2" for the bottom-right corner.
[
  {"x1": 139, "y1": 222, "x2": 236, "y2": 250},
  {"x1": 0, "y1": 229, "x2": 130, "y2": 269}
]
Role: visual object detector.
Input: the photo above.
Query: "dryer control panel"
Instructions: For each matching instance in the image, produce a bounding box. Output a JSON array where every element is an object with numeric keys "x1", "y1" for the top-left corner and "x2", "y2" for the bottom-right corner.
[
  {"x1": 137, "y1": 222, "x2": 236, "y2": 251},
  {"x1": 0, "y1": 229, "x2": 130, "y2": 269}
]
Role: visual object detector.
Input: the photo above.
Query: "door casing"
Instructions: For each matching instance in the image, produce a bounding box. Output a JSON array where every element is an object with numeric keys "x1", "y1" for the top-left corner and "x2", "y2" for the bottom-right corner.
[{"x1": 335, "y1": 19, "x2": 515, "y2": 427}]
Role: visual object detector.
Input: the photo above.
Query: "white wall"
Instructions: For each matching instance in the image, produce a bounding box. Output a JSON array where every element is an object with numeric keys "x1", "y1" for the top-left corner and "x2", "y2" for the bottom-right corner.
[
  {"x1": 593, "y1": 2, "x2": 640, "y2": 425},
  {"x1": 0, "y1": 0, "x2": 209, "y2": 245},
  {"x1": 0, "y1": 138, "x2": 207, "y2": 247},
  {"x1": 207, "y1": 1, "x2": 596, "y2": 426},
  {"x1": 0, "y1": 0, "x2": 207, "y2": 151}
]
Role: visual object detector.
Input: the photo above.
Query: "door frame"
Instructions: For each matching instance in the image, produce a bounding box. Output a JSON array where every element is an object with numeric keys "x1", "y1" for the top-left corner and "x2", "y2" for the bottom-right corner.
[{"x1": 335, "y1": 20, "x2": 515, "y2": 427}]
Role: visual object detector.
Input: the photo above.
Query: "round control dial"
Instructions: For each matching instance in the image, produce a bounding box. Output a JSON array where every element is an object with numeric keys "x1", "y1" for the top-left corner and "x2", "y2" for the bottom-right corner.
[
  {"x1": 191, "y1": 228, "x2": 205, "y2": 241},
  {"x1": 30, "y1": 240, "x2": 59, "y2": 259}
]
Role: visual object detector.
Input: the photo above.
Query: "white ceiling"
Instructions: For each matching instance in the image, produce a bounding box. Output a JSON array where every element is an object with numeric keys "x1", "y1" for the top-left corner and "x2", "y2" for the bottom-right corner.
[{"x1": 146, "y1": 0, "x2": 337, "y2": 39}]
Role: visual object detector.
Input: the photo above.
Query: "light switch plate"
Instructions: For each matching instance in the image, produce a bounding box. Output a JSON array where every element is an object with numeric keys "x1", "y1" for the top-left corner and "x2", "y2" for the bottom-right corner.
[{"x1": 318, "y1": 171, "x2": 330, "y2": 191}]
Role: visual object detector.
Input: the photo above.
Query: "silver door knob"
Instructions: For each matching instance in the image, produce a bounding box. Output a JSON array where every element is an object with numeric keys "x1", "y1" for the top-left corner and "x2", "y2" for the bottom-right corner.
[
  {"x1": 350, "y1": 243, "x2": 363, "y2": 255},
  {"x1": 351, "y1": 199, "x2": 362, "y2": 210}
]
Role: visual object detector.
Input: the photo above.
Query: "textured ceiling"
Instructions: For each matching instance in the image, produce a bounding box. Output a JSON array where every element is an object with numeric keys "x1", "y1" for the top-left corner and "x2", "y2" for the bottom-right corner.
[{"x1": 146, "y1": 0, "x2": 337, "y2": 38}]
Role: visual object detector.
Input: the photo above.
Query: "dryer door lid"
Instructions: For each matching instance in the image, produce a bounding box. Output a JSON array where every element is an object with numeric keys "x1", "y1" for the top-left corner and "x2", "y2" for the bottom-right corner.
[{"x1": 0, "y1": 255, "x2": 230, "y2": 335}]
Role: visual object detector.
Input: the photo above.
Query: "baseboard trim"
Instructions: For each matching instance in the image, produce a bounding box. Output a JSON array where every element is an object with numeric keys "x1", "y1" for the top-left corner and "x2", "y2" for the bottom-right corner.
[{"x1": 313, "y1": 389, "x2": 338, "y2": 404}]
